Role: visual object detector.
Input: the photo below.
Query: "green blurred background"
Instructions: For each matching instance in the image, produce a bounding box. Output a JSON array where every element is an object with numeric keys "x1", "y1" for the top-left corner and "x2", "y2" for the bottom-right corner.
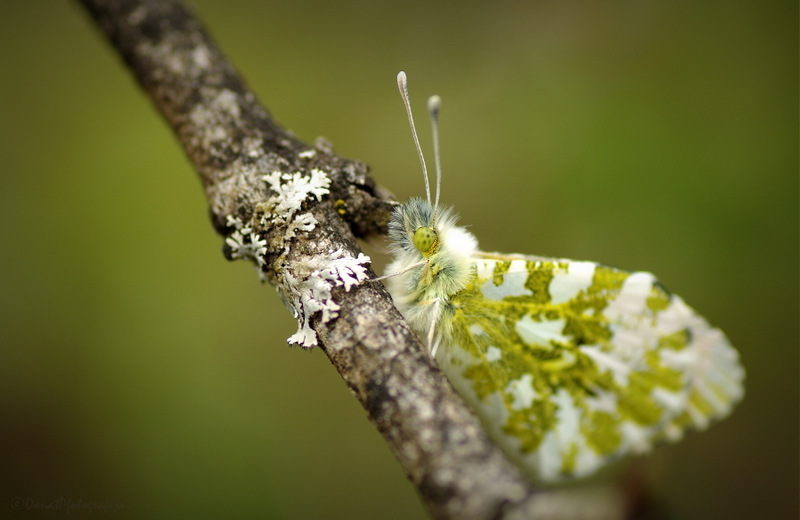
[{"x1": 1, "y1": 1, "x2": 796, "y2": 518}]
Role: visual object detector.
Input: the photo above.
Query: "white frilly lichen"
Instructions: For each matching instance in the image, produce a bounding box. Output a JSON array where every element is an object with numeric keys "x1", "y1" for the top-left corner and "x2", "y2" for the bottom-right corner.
[
  {"x1": 284, "y1": 249, "x2": 371, "y2": 347},
  {"x1": 262, "y1": 169, "x2": 330, "y2": 219},
  {"x1": 224, "y1": 215, "x2": 267, "y2": 267},
  {"x1": 224, "y1": 168, "x2": 371, "y2": 349}
]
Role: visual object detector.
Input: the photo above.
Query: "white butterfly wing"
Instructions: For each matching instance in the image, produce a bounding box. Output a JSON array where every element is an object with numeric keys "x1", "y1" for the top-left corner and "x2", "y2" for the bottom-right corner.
[{"x1": 434, "y1": 256, "x2": 744, "y2": 481}]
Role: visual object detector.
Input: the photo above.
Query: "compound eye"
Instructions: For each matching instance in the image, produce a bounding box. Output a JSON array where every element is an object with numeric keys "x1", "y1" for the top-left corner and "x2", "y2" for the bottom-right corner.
[{"x1": 413, "y1": 226, "x2": 439, "y2": 255}]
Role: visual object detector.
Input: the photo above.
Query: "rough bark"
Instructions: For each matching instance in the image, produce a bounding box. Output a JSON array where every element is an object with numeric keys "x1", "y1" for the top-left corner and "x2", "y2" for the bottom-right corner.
[{"x1": 76, "y1": 1, "x2": 635, "y2": 518}]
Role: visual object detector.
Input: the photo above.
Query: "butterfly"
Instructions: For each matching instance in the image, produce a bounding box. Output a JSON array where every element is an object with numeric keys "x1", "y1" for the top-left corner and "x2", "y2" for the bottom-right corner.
[{"x1": 380, "y1": 71, "x2": 744, "y2": 481}]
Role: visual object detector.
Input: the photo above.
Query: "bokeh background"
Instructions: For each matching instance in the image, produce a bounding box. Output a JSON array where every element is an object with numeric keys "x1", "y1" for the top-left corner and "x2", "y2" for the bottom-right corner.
[{"x1": 1, "y1": 1, "x2": 796, "y2": 518}]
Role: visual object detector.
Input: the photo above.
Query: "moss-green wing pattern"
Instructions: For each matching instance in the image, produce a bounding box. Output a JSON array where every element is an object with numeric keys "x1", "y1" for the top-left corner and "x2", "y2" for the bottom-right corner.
[{"x1": 435, "y1": 257, "x2": 744, "y2": 481}]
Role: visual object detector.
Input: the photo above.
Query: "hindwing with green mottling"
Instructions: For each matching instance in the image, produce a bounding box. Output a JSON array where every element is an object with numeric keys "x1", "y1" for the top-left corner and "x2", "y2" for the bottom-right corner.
[{"x1": 434, "y1": 256, "x2": 744, "y2": 481}]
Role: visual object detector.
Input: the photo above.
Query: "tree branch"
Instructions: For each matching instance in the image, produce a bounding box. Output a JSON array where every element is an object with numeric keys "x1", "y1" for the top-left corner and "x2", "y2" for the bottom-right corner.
[{"x1": 76, "y1": 1, "x2": 636, "y2": 518}]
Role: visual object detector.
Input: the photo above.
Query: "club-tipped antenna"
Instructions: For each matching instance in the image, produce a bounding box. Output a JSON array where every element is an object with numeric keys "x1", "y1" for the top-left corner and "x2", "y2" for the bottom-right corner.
[
  {"x1": 397, "y1": 71, "x2": 431, "y2": 204},
  {"x1": 427, "y1": 95, "x2": 442, "y2": 220}
]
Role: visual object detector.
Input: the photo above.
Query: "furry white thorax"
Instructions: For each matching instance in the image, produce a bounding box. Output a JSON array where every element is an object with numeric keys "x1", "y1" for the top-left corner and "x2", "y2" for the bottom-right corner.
[{"x1": 384, "y1": 197, "x2": 478, "y2": 339}]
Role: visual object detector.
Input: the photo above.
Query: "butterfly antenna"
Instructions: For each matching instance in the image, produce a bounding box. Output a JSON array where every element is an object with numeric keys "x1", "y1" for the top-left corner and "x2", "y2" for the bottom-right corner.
[
  {"x1": 397, "y1": 71, "x2": 431, "y2": 204},
  {"x1": 427, "y1": 95, "x2": 442, "y2": 223}
]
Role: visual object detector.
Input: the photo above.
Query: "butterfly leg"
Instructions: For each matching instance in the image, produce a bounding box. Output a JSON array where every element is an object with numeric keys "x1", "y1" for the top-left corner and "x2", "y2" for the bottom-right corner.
[
  {"x1": 369, "y1": 259, "x2": 427, "y2": 282},
  {"x1": 426, "y1": 298, "x2": 442, "y2": 357},
  {"x1": 430, "y1": 334, "x2": 443, "y2": 359}
]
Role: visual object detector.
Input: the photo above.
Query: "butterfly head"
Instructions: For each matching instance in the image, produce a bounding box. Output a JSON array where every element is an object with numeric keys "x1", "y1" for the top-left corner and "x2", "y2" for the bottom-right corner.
[{"x1": 413, "y1": 226, "x2": 439, "y2": 256}]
